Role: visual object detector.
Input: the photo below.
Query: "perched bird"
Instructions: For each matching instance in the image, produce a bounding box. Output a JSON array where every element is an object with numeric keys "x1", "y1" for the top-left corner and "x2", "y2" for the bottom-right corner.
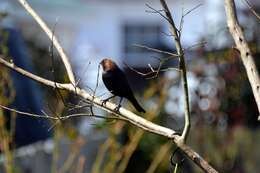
[{"x1": 100, "y1": 58, "x2": 145, "y2": 113}]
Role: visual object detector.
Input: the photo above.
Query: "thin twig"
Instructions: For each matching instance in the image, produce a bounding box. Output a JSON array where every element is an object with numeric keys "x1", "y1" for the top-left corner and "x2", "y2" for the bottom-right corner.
[
  {"x1": 179, "y1": 3, "x2": 203, "y2": 37},
  {"x1": 145, "y1": 3, "x2": 171, "y2": 24},
  {"x1": 133, "y1": 44, "x2": 178, "y2": 57},
  {"x1": 0, "y1": 104, "x2": 57, "y2": 120},
  {"x1": 147, "y1": 62, "x2": 162, "y2": 79},
  {"x1": 17, "y1": 0, "x2": 76, "y2": 85},
  {"x1": 75, "y1": 61, "x2": 91, "y2": 87},
  {"x1": 49, "y1": 21, "x2": 67, "y2": 108},
  {"x1": 0, "y1": 104, "x2": 125, "y2": 121},
  {"x1": 90, "y1": 64, "x2": 101, "y2": 116},
  {"x1": 67, "y1": 103, "x2": 91, "y2": 112},
  {"x1": 184, "y1": 41, "x2": 207, "y2": 51},
  {"x1": 124, "y1": 61, "x2": 180, "y2": 80},
  {"x1": 179, "y1": 5, "x2": 185, "y2": 38},
  {"x1": 243, "y1": 0, "x2": 260, "y2": 20}
]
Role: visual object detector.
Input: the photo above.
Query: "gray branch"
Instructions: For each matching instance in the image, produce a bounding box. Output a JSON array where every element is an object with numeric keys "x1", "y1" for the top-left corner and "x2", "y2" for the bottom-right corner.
[{"x1": 224, "y1": 0, "x2": 260, "y2": 119}]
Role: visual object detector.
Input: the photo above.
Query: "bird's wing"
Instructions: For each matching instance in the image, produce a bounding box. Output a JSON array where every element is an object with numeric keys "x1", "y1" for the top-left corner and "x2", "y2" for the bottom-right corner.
[{"x1": 102, "y1": 68, "x2": 134, "y2": 97}]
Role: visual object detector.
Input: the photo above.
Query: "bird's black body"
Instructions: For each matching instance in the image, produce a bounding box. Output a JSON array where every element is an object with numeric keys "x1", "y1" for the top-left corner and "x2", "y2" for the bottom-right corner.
[{"x1": 101, "y1": 58, "x2": 145, "y2": 113}]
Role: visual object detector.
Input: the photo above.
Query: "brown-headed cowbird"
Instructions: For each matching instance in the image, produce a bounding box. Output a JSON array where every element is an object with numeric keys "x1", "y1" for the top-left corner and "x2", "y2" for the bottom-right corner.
[{"x1": 100, "y1": 58, "x2": 145, "y2": 113}]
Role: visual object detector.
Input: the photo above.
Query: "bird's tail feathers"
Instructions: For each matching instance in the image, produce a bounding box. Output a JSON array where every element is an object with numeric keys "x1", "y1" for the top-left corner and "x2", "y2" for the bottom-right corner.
[{"x1": 128, "y1": 96, "x2": 146, "y2": 113}]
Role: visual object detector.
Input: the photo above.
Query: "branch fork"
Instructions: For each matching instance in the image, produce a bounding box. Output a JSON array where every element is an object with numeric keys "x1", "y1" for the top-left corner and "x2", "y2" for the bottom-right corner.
[{"x1": 0, "y1": 0, "x2": 221, "y2": 172}]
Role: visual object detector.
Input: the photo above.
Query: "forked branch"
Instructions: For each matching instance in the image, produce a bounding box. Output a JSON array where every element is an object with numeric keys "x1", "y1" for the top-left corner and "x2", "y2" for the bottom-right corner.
[
  {"x1": 159, "y1": 0, "x2": 191, "y2": 143},
  {"x1": 17, "y1": 0, "x2": 76, "y2": 85},
  {"x1": 0, "y1": 0, "x2": 220, "y2": 172},
  {"x1": 0, "y1": 56, "x2": 176, "y2": 139}
]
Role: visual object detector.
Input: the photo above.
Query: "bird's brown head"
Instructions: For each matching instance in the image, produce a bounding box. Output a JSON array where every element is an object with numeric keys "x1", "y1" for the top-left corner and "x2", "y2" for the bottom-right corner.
[{"x1": 100, "y1": 58, "x2": 117, "y2": 72}]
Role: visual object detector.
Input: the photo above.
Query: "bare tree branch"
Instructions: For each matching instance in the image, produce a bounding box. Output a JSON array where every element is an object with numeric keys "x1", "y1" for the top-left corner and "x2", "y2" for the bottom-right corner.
[
  {"x1": 225, "y1": 0, "x2": 260, "y2": 119},
  {"x1": 179, "y1": 3, "x2": 203, "y2": 37},
  {"x1": 177, "y1": 144, "x2": 218, "y2": 173},
  {"x1": 17, "y1": 0, "x2": 76, "y2": 85},
  {"x1": 243, "y1": 0, "x2": 260, "y2": 20},
  {"x1": 0, "y1": 104, "x2": 124, "y2": 121},
  {"x1": 158, "y1": 1, "x2": 219, "y2": 172},
  {"x1": 124, "y1": 60, "x2": 180, "y2": 79},
  {"x1": 133, "y1": 44, "x2": 179, "y2": 57},
  {"x1": 0, "y1": 1, "x2": 221, "y2": 172},
  {"x1": 145, "y1": 3, "x2": 171, "y2": 24},
  {"x1": 184, "y1": 41, "x2": 207, "y2": 51},
  {"x1": 0, "y1": 54, "x2": 219, "y2": 172},
  {"x1": 0, "y1": 56, "x2": 177, "y2": 139},
  {"x1": 159, "y1": 0, "x2": 190, "y2": 144}
]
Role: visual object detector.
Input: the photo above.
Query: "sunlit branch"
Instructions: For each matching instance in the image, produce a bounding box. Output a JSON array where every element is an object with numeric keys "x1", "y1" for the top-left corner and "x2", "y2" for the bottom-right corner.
[
  {"x1": 225, "y1": 0, "x2": 260, "y2": 119},
  {"x1": 0, "y1": 56, "x2": 177, "y2": 139},
  {"x1": 17, "y1": 0, "x2": 76, "y2": 85}
]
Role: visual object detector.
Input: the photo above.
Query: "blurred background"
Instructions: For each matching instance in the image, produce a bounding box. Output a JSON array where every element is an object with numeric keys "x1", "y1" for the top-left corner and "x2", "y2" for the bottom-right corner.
[{"x1": 0, "y1": 0, "x2": 259, "y2": 172}]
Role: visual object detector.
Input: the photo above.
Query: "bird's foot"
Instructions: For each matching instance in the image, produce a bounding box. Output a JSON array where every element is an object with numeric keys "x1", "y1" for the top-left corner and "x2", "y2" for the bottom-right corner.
[
  {"x1": 101, "y1": 95, "x2": 115, "y2": 106},
  {"x1": 101, "y1": 98, "x2": 109, "y2": 106},
  {"x1": 114, "y1": 105, "x2": 121, "y2": 112}
]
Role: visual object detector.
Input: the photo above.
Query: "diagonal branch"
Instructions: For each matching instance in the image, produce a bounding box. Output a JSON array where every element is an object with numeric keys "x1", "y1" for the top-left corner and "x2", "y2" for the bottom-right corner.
[
  {"x1": 0, "y1": 55, "x2": 218, "y2": 172},
  {"x1": 224, "y1": 0, "x2": 260, "y2": 120},
  {"x1": 243, "y1": 0, "x2": 260, "y2": 20},
  {"x1": 0, "y1": 56, "x2": 177, "y2": 139},
  {"x1": 4, "y1": 1, "x2": 220, "y2": 172},
  {"x1": 17, "y1": 0, "x2": 76, "y2": 85},
  {"x1": 133, "y1": 44, "x2": 179, "y2": 57}
]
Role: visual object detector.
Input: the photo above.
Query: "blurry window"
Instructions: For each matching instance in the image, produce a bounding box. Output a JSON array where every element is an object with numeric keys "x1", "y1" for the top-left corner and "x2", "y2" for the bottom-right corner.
[{"x1": 123, "y1": 24, "x2": 162, "y2": 64}]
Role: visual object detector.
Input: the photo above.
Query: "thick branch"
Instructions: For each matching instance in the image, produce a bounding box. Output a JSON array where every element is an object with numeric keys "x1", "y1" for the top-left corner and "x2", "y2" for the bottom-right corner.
[
  {"x1": 4, "y1": 1, "x2": 220, "y2": 172},
  {"x1": 17, "y1": 0, "x2": 76, "y2": 85},
  {"x1": 0, "y1": 55, "x2": 218, "y2": 172},
  {"x1": 159, "y1": 0, "x2": 191, "y2": 143},
  {"x1": 176, "y1": 143, "x2": 218, "y2": 173},
  {"x1": 0, "y1": 57, "x2": 176, "y2": 139},
  {"x1": 224, "y1": 0, "x2": 260, "y2": 118}
]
